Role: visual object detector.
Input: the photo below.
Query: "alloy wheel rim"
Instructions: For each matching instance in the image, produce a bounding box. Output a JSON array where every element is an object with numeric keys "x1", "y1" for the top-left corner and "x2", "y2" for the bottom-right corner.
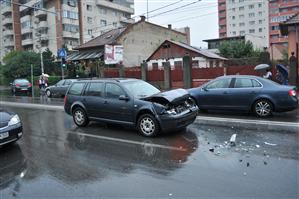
[
  {"x1": 75, "y1": 110, "x2": 84, "y2": 125},
  {"x1": 46, "y1": 90, "x2": 51, "y2": 96},
  {"x1": 256, "y1": 101, "x2": 271, "y2": 116},
  {"x1": 140, "y1": 117, "x2": 155, "y2": 135}
]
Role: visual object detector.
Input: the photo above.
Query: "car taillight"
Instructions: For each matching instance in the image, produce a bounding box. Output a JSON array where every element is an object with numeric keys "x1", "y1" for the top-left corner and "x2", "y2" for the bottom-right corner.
[
  {"x1": 15, "y1": 84, "x2": 20, "y2": 87},
  {"x1": 288, "y1": 89, "x2": 297, "y2": 97},
  {"x1": 28, "y1": 83, "x2": 32, "y2": 87},
  {"x1": 64, "y1": 95, "x2": 67, "y2": 105}
]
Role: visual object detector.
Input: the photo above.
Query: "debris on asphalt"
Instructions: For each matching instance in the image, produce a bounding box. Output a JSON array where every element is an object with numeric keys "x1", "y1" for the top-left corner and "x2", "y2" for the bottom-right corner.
[
  {"x1": 209, "y1": 148, "x2": 214, "y2": 152},
  {"x1": 256, "y1": 145, "x2": 260, "y2": 148},
  {"x1": 243, "y1": 172, "x2": 247, "y2": 176},
  {"x1": 239, "y1": 159, "x2": 243, "y2": 162},
  {"x1": 230, "y1": 134, "x2": 237, "y2": 146},
  {"x1": 264, "y1": 161, "x2": 267, "y2": 165},
  {"x1": 247, "y1": 162, "x2": 250, "y2": 167},
  {"x1": 264, "y1": 142, "x2": 277, "y2": 146},
  {"x1": 169, "y1": 193, "x2": 173, "y2": 196},
  {"x1": 216, "y1": 151, "x2": 221, "y2": 155}
]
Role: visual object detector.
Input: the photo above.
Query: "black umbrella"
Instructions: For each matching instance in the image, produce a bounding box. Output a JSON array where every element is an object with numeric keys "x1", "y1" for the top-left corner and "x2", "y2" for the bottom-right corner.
[{"x1": 276, "y1": 64, "x2": 288, "y2": 79}]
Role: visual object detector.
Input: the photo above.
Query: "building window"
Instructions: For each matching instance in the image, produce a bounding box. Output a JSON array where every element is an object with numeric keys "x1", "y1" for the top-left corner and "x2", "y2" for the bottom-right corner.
[
  {"x1": 100, "y1": 20, "x2": 107, "y2": 26},
  {"x1": 249, "y1": 4, "x2": 254, "y2": 9},
  {"x1": 258, "y1": 3, "x2": 262, "y2": 8},
  {"x1": 63, "y1": 24, "x2": 79, "y2": 32},
  {"x1": 152, "y1": 63, "x2": 158, "y2": 70},
  {"x1": 249, "y1": 13, "x2": 255, "y2": 18},
  {"x1": 232, "y1": 16, "x2": 235, "y2": 20},
  {"x1": 239, "y1": 22, "x2": 245, "y2": 27},
  {"x1": 113, "y1": 22, "x2": 117, "y2": 27},
  {"x1": 249, "y1": 29, "x2": 255, "y2": 33},
  {"x1": 259, "y1": 28, "x2": 263, "y2": 32},
  {"x1": 232, "y1": 31, "x2": 236, "y2": 35},
  {"x1": 239, "y1": 6, "x2": 244, "y2": 11},
  {"x1": 174, "y1": 61, "x2": 182, "y2": 69},
  {"x1": 112, "y1": 10, "x2": 118, "y2": 16},
  {"x1": 63, "y1": 10, "x2": 78, "y2": 19},
  {"x1": 87, "y1": 17, "x2": 92, "y2": 24},
  {"x1": 240, "y1": 31, "x2": 245, "y2": 36},
  {"x1": 259, "y1": 20, "x2": 263, "y2": 24},
  {"x1": 232, "y1": 8, "x2": 235, "y2": 11},
  {"x1": 86, "y1": 4, "x2": 92, "y2": 11},
  {"x1": 258, "y1": 11, "x2": 262, "y2": 16},
  {"x1": 239, "y1": 14, "x2": 244, "y2": 19},
  {"x1": 88, "y1": 29, "x2": 92, "y2": 36},
  {"x1": 99, "y1": 7, "x2": 107, "y2": 14},
  {"x1": 249, "y1": 21, "x2": 255, "y2": 25},
  {"x1": 232, "y1": 23, "x2": 236, "y2": 27}
]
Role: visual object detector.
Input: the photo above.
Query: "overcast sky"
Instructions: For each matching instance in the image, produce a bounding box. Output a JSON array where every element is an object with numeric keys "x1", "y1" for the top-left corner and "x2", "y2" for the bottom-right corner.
[{"x1": 133, "y1": 0, "x2": 218, "y2": 48}]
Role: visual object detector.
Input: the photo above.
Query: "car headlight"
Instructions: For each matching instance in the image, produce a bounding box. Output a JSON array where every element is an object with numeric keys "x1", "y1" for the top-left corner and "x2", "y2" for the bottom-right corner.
[
  {"x1": 8, "y1": 114, "x2": 21, "y2": 126},
  {"x1": 166, "y1": 108, "x2": 177, "y2": 115}
]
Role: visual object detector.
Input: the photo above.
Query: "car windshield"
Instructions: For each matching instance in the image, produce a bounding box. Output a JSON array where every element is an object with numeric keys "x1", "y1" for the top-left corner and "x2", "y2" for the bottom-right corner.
[
  {"x1": 15, "y1": 79, "x2": 29, "y2": 84},
  {"x1": 122, "y1": 81, "x2": 160, "y2": 98}
]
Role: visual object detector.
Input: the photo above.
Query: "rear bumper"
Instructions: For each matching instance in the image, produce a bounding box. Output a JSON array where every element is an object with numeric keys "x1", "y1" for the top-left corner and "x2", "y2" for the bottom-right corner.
[
  {"x1": 0, "y1": 124, "x2": 22, "y2": 146},
  {"x1": 158, "y1": 107, "x2": 198, "y2": 132},
  {"x1": 275, "y1": 97, "x2": 298, "y2": 112}
]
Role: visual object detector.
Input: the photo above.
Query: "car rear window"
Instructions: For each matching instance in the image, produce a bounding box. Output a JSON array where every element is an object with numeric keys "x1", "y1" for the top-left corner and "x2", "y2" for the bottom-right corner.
[
  {"x1": 68, "y1": 82, "x2": 85, "y2": 96},
  {"x1": 85, "y1": 82, "x2": 104, "y2": 97}
]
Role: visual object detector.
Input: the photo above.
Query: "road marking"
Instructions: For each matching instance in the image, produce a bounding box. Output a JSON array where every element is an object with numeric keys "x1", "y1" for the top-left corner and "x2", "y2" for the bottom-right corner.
[
  {"x1": 196, "y1": 116, "x2": 299, "y2": 128},
  {"x1": 0, "y1": 101, "x2": 64, "y2": 111},
  {"x1": 1, "y1": 101, "x2": 298, "y2": 128},
  {"x1": 67, "y1": 131, "x2": 187, "y2": 152}
]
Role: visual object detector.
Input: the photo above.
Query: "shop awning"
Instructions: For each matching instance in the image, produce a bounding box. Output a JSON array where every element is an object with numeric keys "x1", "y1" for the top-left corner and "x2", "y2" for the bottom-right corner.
[{"x1": 66, "y1": 50, "x2": 104, "y2": 61}]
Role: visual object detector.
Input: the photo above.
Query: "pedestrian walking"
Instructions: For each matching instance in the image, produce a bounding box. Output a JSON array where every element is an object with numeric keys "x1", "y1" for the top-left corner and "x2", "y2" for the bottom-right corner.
[
  {"x1": 39, "y1": 76, "x2": 48, "y2": 96},
  {"x1": 289, "y1": 52, "x2": 298, "y2": 86},
  {"x1": 263, "y1": 69, "x2": 272, "y2": 80}
]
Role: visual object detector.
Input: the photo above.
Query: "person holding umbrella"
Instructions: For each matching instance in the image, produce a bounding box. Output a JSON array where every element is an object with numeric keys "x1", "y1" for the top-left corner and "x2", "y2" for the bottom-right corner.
[
  {"x1": 275, "y1": 64, "x2": 289, "y2": 85},
  {"x1": 263, "y1": 69, "x2": 273, "y2": 80}
]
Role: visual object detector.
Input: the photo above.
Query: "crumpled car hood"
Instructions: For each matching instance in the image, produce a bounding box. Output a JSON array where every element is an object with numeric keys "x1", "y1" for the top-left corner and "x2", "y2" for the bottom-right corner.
[{"x1": 143, "y1": 88, "x2": 190, "y2": 105}]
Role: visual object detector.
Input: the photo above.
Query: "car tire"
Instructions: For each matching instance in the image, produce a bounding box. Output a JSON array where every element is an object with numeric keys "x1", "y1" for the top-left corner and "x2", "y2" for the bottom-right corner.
[
  {"x1": 137, "y1": 114, "x2": 159, "y2": 137},
  {"x1": 253, "y1": 99, "x2": 273, "y2": 117},
  {"x1": 46, "y1": 89, "x2": 51, "y2": 97},
  {"x1": 72, "y1": 107, "x2": 89, "y2": 127}
]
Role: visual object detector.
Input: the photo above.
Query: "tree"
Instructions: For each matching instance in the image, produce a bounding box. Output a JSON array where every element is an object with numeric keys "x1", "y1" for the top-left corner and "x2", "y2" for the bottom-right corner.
[
  {"x1": 3, "y1": 51, "x2": 40, "y2": 79},
  {"x1": 219, "y1": 40, "x2": 261, "y2": 59},
  {"x1": 42, "y1": 48, "x2": 60, "y2": 75}
]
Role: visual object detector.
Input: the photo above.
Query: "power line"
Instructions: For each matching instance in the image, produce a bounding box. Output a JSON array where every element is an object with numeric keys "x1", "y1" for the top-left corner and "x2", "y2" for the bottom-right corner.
[
  {"x1": 149, "y1": 0, "x2": 202, "y2": 19},
  {"x1": 132, "y1": 0, "x2": 184, "y2": 19}
]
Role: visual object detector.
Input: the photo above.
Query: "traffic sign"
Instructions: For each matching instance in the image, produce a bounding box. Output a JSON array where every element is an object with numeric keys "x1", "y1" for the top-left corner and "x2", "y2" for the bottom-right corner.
[{"x1": 58, "y1": 48, "x2": 67, "y2": 58}]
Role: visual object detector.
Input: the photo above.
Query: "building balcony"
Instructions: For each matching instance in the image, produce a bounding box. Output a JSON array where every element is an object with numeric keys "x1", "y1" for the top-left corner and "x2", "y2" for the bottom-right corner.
[
  {"x1": 34, "y1": 10, "x2": 47, "y2": 18},
  {"x1": 40, "y1": 34, "x2": 49, "y2": 41},
  {"x1": 36, "y1": 21, "x2": 48, "y2": 29},
  {"x1": 2, "y1": 17, "x2": 13, "y2": 25},
  {"x1": 22, "y1": 38, "x2": 33, "y2": 46},
  {"x1": 20, "y1": 15, "x2": 32, "y2": 23},
  {"x1": 1, "y1": 6, "x2": 12, "y2": 15},
  {"x1": 21, "y1": 27, "x2": 33, "y2": 34},
  {"x1": 119, "y1": 16, "x2": 134, "y2": 24},
  {"x1": 62, "y1": 31, "x2": 80, "y2": 39},
  {"x1": 20, "y1": 1, "x2": 35, "y2": 12},
  {"x1": 3, "y1": 40, "x2": 14, "y2": 47},
  {"x1": 3, "y1": 29, "x2": 14, "y2": 36},
  {"x1": 62, "y1": 18, "x2": 79, "y2": 25},
  {"x1": 96, "y1": 0, "x2": 134, "y2": 14}
]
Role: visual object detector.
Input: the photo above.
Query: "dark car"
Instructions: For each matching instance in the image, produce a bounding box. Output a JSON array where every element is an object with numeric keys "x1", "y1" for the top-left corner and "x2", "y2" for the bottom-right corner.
[
  {"x1": 189, "y1": 75, "x2": 298, "y2": 117},
  {"x1": 0, "y1": 109, "x2": 23, "y2": 146},
  {"x1": 10, "y1": 79, "x2": 32, "y2": 95},
  {"x1": 64, "y1": 78, "x2": 198, "y2": 137},
  {"x1": 45, "y1": 79, "x2": 77, "y2": 97}
]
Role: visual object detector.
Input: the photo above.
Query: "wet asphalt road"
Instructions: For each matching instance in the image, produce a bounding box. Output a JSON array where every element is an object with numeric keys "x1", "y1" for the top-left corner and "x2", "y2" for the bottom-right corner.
[{"x1": 0, "y1": 106, "x2": 298, "y2": 198}]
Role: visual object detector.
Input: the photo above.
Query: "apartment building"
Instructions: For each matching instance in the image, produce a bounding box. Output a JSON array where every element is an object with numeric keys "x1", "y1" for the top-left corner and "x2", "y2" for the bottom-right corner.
[
  {"x1": 0, "y1": 0, "x2": 134, "y2": 60},
  {"x1": 218, "y1": 0, "x2": 269, "y2": 49},
  {"x1": 79, "y1": 0, "x2": 134, "y2": 44},
  {"x1": 269, "y1": 0, "x2": 299, "y2": 47}
]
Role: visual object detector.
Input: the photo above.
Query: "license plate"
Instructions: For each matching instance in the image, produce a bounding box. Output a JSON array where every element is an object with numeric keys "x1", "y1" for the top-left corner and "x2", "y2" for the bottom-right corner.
[{"x1": 0, "y1": 132, "x2": 9, "y2": 139}]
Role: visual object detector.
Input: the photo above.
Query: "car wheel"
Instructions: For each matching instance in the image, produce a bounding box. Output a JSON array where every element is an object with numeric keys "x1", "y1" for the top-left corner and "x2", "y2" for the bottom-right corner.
[
  {"x1": 137, "y1": 114, "x2": 159, "y2": 137},
  {"x1": 73, "y1": 107, "x2": 89, "y2": 127},
  {"x1": 46, "y1": 89, "x2": 51, "y2": 97},
  {"x1": 253, "y1": 99, "x2": 273, "y2": 117}
]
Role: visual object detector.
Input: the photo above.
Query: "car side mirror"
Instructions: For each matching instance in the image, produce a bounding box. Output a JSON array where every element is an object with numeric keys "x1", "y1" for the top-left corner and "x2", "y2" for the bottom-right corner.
[
  {"x1": 202, "y1": 87, "x2": 208, "y2": 91},
  {"x1": 119, "y1": 95, "x2": 129, "y2": 101}
]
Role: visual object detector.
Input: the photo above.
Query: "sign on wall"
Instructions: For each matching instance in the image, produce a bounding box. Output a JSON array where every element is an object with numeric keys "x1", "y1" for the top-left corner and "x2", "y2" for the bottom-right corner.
[{"x1": 104, "y1": 45, "x2": 124, "y2": 65}]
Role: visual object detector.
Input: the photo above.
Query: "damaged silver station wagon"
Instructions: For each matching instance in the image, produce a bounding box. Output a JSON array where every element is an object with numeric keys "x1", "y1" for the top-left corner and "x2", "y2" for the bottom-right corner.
[{"x1": 64, "y1": 78, "x2": 198, "y2": 137}]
